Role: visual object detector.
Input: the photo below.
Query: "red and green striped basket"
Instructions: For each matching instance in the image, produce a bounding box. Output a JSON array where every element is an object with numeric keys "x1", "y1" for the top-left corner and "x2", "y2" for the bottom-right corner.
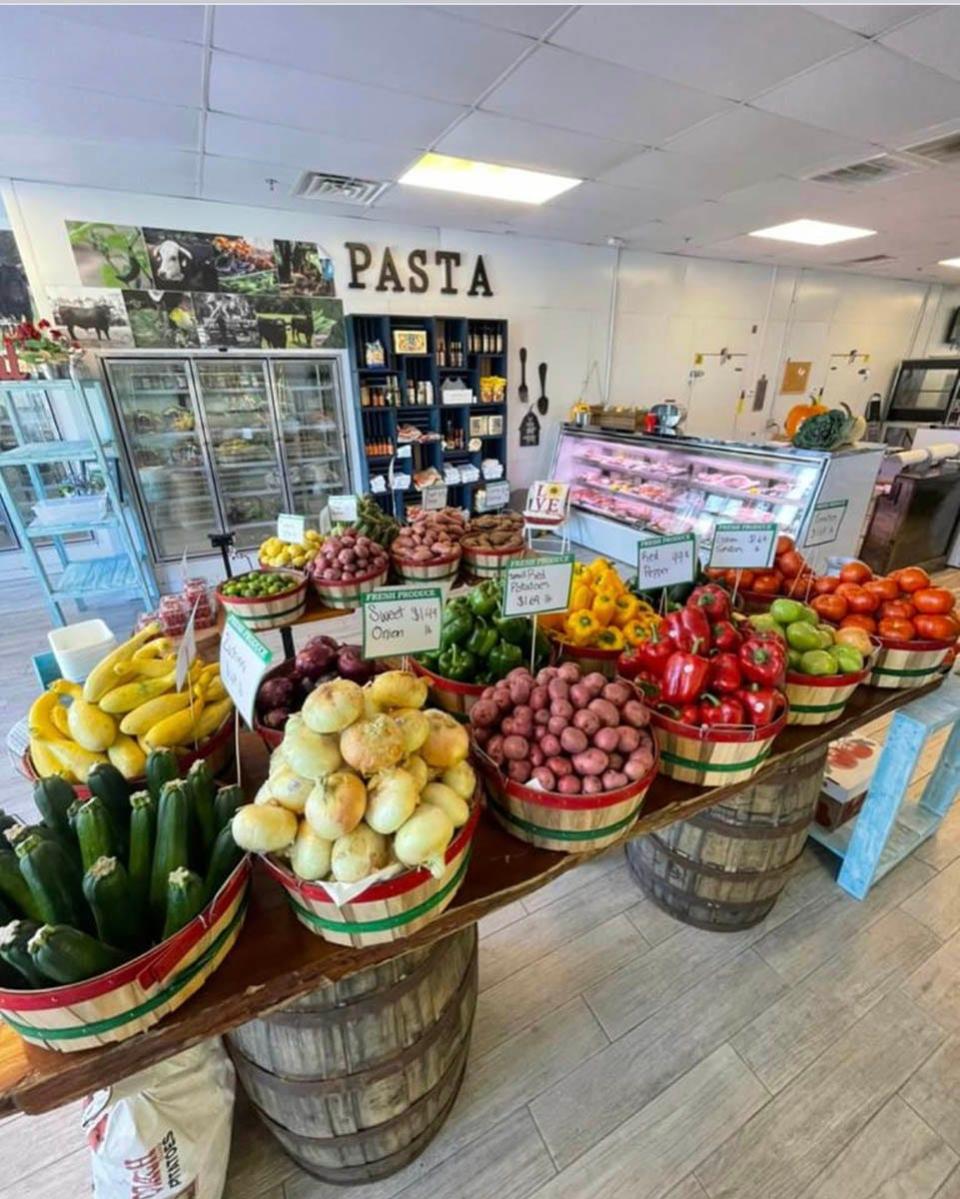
[
  {"x1": 215, "y1": 569, "x2": 308, "y2": 632},
  {"x1": 869, "y1": 634, "x2": 952, "y2": 690},
  {"x1": 649, "y1": 708, "x2": 787, "y2": 787}
]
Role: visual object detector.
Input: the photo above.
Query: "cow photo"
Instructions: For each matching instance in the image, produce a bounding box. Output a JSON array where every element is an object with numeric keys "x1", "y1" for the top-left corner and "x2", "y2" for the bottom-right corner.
[
  {"x1": 194, "y1": 292, "x2": 258, "y2": 349},
  {"x1": 46, "y1": 287, "x2": 133, "y2": 346},
  {"x1": 251, "y1": 294, "x2": 316, "y2": 349},
  {"x1": 142, "y1": 227, "x2": 222, "y2": 292},
  {"x1": 0, "y1": 231, "x2": 32, "y2": 324},
  {"x1": 123, "y1": 289, "x2": 199, "y2": 349},
  {"x1": 66, "y1": 221, "x2": 152, "y2": 289},
  {"x1": 274, "y1": 240, "x2": 336, "y2": 297}
]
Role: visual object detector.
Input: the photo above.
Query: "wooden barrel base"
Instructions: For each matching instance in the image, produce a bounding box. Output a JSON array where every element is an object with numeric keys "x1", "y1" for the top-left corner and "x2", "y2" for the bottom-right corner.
[
  {"x1": 226, "y1": 927, "x2": 477, "y2": 1185},
  {"x1": 627, "y1": 744, "x2": 828, "y2": 932}
]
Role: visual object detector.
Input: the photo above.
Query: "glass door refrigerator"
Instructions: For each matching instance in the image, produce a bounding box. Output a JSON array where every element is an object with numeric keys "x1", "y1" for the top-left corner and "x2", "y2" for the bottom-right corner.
[{"x1": 272, "y1": 358, "x2": 351, "y2": 514}]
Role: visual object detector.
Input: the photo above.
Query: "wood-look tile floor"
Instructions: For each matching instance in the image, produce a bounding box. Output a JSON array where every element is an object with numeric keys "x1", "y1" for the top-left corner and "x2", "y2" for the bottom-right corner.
[{"x1": 1, "y1": 565, "x2": 960, "y2": 1198}]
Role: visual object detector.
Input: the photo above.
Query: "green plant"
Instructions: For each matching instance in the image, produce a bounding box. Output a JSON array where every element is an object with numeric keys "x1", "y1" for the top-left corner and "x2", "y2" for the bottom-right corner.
[{"x1": 7, "y1": 320, "x2": 80, "y2": 365}]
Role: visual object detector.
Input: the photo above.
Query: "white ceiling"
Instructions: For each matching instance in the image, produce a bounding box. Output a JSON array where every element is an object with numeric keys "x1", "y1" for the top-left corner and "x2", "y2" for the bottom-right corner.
[{"x1": 4, "y1": 4, "x2": 960, "y2": 281}]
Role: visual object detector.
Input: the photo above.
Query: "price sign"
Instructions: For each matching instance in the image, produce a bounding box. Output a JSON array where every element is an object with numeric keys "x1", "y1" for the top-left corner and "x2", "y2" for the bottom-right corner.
[
  {"x1": 175, "y1": 598, "x2": 199, "y2": 692},
  {"x1": 420, "y1": 484, "x2": 448, "y2": 511},
  {"x1": 804, "y1": 499, "x2": 848, "y2": 548},
  {"x1": 502, "y1": 553, "x2": 574, "y2": 617},
  {"x1": 709, "y1": 522, "x2": 777, "y2": 570},
  {"x1": 327, "y1": 494, "x2": 358, "y2": 524},
  {"x1": 636, "y1": 533, "x2": 697, "y2": 591},
  {"x1": 478, "y1": 479, "x2": 510, "y2": 511},
  {"x1": 396, "y1": 445, "x2": 412, "y2": 460},
  {"x1": 361, "y1": 587, "x2": 443, "y2": 659},
  {"x1": 277, "y1": 512, "x2": 306, "y2": 543},
  {"x1": 219, "y1": 613, "x2": 273, "y2": 726}
]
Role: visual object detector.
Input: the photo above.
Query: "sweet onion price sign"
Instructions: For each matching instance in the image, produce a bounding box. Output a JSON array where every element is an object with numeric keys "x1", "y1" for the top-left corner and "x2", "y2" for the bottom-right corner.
[
  {"x1": 502, "y1": 554, "x2": 574, "y2": 617},
  {"x1": 361, "y1": 587, "x2": 443, "y2": 659},
  {"x1": 636, "y1": 533, "x2": 697, "y2": 590},
  {"x1": 220, "y1": 613, "x2": 273, "y2": 726},
  {"x1": 708, "y1": 522, "x2": 777, "y2": 570}
]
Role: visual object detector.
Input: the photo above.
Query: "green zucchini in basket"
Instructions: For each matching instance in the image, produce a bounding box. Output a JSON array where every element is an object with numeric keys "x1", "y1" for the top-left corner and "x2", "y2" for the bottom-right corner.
[
  {"x1": 0, "y1": 920, "x2": 45, "y2": 987},
  {"x1": 162, "y1": 867, "x2": 206, "y2": 940},
  {"x1": 28, "y1": 924, "x2": 126, "y2": 985},
  {"x1": 187, "y1": 759, "x2": 217, "y2": 857},
  {"x1": 205, "y1": 824, "x2": 244, "y2": 902},
  {"x1": 83, "y1": 856, "x2": 144, "y2": 953},
  {"x1": 149, "y1": 781, "x2": 189, "y2": 931},
  {"x1": 16, "y1": 834, "x2": 90, "y2": 932},
  {"x1": 33, "y1": 775, "x2": 76, "y2": 840},
  {"x1": 128, "y1": 791, "x2": 156, "y2": 917},
  {"x1": 145, "y1": 748, "x2": 179, "y2": 804},
  {"x1": 86, "y1": 763, "x2": 131, "y2": 858},
  {"x1": 0, "y1": 848, "x2": 42, "y2": 923},
  {"x1": 213, "y1": 785, "x2": 244, "y2": 836},
  {"x1": 75, "y1": 796, "x2": 118, "y2": 874}
]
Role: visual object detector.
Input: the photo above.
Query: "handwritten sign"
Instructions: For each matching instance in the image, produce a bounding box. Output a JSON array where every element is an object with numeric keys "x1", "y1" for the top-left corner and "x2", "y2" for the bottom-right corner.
[
  {"x1": 396, "y1": 444, "x2": 412, "y2": 460},
  {"x1": 478, "y1": 479, "x2": 510, "y2": 511},
  {"x1": 502, "y1": 553, "x2": 574, "y2": 617},
  {"x1": 277, "y1": 513, "x2": 306, "y2": 543},
  {"x1": 361, "y1": 587, "x2": 443, "y2": 659},
  {"x1": 804, "y1": 499, "x2": 848, "y2": 548},
  {"x1": 219, "y1": 613, "x2": 273, "y2": 726},
  {"x1": 175, "y1": 598, "x2": 199, "y2": 692},
  {"x1": 327, "y1": 494, "x2": 358, "y2": 524},
  {"x1": 636, "y1": 533, "x2": 697, "y2": 591},
  {"x1": 524, "y1": 480, "x2": 570, "y2": 525},
  {"x1": 709, "y1": 522, "x2": 777, "y2": 570},
  {"x1": 420, "y1": 484, "x2": 448, "y2": 511}
]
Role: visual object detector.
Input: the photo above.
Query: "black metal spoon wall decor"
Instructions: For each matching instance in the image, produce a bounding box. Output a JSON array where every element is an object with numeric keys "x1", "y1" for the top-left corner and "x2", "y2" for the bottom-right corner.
[
  {"x1": 537, "y1": 361, "x2": 549, "y2": 415},
  {"x1": 518, "y1": 347, "x2": 529, "y2": 404}
]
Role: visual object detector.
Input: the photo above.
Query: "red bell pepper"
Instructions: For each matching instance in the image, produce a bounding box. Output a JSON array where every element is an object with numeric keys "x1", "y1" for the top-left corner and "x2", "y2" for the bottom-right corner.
[
  {"x1": 664, "y1": 605, "x2": 711, "y2": 654},
  {"x1": 737, "y1": 686, "x2": 785, "y2": 727},
  {"x1": 708, "y1": 652, "x2": 742, "y2": 694},
  {"x1": 660, "y1": 650, "x2": 710, "y2": 705},
  {"x1": 711, "y1": 619, "x2": 742, "y2": 653},
  {"x1": 689, "y1": 584, "x2": 730, "y2": 622},
  {"x1": 679, "y1": 702, "x2": 702, "y2": 725},
  {"x1": 625, "y1": 669, "x2": 661, "y2": 704},
  {"x1": 619, "y1": 631, "x2": 672, "y2": 678},
  {"x1": 739, "y1": 636, "x2": 787, "y2": 687},
  {"x1": 700, "y1": 693, "x2": 746, "y2": 727}
]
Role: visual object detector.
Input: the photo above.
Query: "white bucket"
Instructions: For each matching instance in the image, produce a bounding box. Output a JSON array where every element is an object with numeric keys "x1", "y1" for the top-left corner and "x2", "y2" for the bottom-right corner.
[{"x1": 47, "y1": 619, "x2": 117, "y2": 682}]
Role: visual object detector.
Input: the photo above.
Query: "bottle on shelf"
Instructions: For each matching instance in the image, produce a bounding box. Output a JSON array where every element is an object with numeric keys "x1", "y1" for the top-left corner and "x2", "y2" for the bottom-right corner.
[{"x1": 437, "y1": 336, "x2": 446, "y2": 367}]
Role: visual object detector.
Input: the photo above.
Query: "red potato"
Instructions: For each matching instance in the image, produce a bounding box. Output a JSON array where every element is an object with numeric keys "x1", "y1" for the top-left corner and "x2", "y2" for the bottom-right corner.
[
  {"x1": 602, "y1": 769, "x2": 628, "y2": 790},
  {"x1": 548, "y1": 679, "x2": 570, "y2": 703},
  {"x1": 550, "y1": 699, "x2": 574, "y2": 722},
  {"x1": 568, "y1": 682, "x2": 593, "y2": 709},
  {"x1": 624, "y1": 757, "x2": 650, "y2": 781},
  {"x1": 470, "y1": 699, "x2": 499, "y2": 728},
  {"x1": 617, "y1": 726, "x2": 641, "y2": 754},
  {"x1": 572, "y1": 709, "x2": 601, "y2": 737},
  {"x1": 536, "y1": 667, "x2": 558, "y2": 686},
  {"x1": 540, "y1": 733, "x2": 561, "y2": 757},
  {"x1": 557, "y1": 662, "x2": 580, "y2": 683},
  {"x1": 547, "y1": 715, "x2": 568, "y2": 737},
  {"x1": 513, "y1": 711, "x2": 534, "y2": 737},
  {"x1": 560, "y1": 727, "x2": 589, "y2": 755},
  {"x1": 583, "y1": 672, "x2": 607, "y2": 696},
  {"x1": 593, "y1": 726, "x2": 620, "y2": 753},
  {"x1": 602, "y1": 681, "x2": 633, "y2": 706},
  {"x1": 529, "y1": 686, "x2": 549, "y2": 711},
  {"x1": 622, "y1": 700, "x2": 650, "y2": 729},
  {"x1": 533, "y1": 723, "x2": 548, "y2": 744},
  {"x1": 473, "y1": 727, "x2": 490, "y2": 747},
  {"x1": 557, "y1": 775, "x2": 582, "y2": 794},
  {"x1": 534, "y1": 709, "x2": 550, "y2": 726},
  {"x1": 509, "y1": 677, "x2": 532, "y2": 705},
  {"x1": 608, "y1": 752, "x2": 624, "y2": 770},
  {"x1": 546, "y1": 755, "x2": 573, "y2": 777},
  {"x1": 506, "y1": 667, "x2": 530, "y2": 683},
  {"x1": 530, "y1": 745, "x2": 544, "y2": 767},
  {"x1": 507, "y1": 760, "x2": 531, "y2": 783},
  {"x1": 573, "y1": 748, "x2": 609, "y2": 776},
  {"x1": 502, "y1": 735, "x2": 529, "y2": 761},
  {"x1": 487, "y1": 734, "x2": 504, "y2": 763},
  {"x1": 588, "y1": 697, "x2": 619, "y2": 728},
  {"x1": 582, "y1": 776, "x2": 604, "y2": 795},
  {"x1": 501, "y1": 717, "x2": 516, "y2": 737},
  {"x1": 532, "y1": 767, "x2": 556, "y2": 791}
]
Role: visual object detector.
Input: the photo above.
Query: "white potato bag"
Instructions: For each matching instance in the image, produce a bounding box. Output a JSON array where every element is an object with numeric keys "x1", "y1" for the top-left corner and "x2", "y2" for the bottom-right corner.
[{"x1": 81, "y1": 1040, "x2": 235, "y2": 1199}]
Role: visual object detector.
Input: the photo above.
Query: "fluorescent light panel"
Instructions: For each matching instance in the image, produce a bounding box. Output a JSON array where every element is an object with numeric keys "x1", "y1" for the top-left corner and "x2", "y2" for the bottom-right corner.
[
  {"x1": 748, "y1": 218, "x2": 877, "y2": 246},
  {"x1": 939, "y1": 257, "x2": 960, "y2": 267},
  {"x1": 398, "y1": 152, "x2": 580, "y2": 205}
]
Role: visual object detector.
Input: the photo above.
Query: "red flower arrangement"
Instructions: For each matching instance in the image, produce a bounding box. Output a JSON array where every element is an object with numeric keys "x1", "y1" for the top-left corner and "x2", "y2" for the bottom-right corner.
[{"x1": 7, "y1": 319, "x2": 81, "y2": 365}]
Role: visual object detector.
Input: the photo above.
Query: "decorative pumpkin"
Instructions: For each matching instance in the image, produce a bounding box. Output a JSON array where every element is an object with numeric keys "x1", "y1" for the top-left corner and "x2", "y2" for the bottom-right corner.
[{"x1": 785, "y1": 399, "x2": 829, "y2": 439}]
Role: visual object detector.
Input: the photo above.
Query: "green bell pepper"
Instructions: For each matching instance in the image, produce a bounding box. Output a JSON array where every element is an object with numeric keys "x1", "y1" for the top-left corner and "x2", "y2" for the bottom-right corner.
[
  {"x1": 467, "y1": 579, "x2": 500, "y2": 618},
  {"x1": 438, "y1": 644, "x2": 478, "y2": 681},
  {"x1": 488, "y1": 640, "x2": 523, "y2": 679},
  {"x1": 466, "y1": 617, "x2": 498, "y2": 658},
  {"x1": 493, "y1": 614, "x2": 528, "y2": 647},
  {"x1": 418, "y1": 651, "x2": 441, "y2": 672},
  {"x1": 440, "y1": 599, "x2": 475, "y2": 650}
]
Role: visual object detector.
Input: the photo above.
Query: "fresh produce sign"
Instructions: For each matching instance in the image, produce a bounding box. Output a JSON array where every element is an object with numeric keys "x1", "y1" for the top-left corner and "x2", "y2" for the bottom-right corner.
[
  {"x1": 327, "y1": 494, "x2": 358, "y2": 524},
  {"x1": 220, "y1": 614, "x2": 273, "y2": 726},
  {"x1": 709, "y1": 523, "x2": 777, "y2": 570},
  {"x1": 803, "y1": 500, "x2": 848, "y2": 548},
  {"x1": 636, "y1": 533, "x2": 697, "y2": 591},
  {"x1": 276, "y1": 513, "x2": 306, "y2": 544},
  {"x1": 503, "y1": 554, "x2": 574, "y2": 617},
  {"x1": 361, "y1": 588, "x2": 443, "y2": 659}
]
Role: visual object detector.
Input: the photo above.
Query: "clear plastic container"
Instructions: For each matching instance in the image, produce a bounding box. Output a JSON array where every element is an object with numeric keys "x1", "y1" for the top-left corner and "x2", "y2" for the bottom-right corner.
[{"x1": 47, "y1": 620, "x2": 117, "y2": 683}]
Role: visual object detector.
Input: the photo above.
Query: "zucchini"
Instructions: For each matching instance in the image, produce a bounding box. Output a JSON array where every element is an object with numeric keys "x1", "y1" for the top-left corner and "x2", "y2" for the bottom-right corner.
[
  {"x1": 0, "y1": 849, "x2": 42, "y2": 922},
  {"x1": 83, "y1": 856, "x2": 144, "y2": 953},
  {"x1": 149, "y1": 781, "x2": 189, "y2": 931},
  {"x1": 145, "y1": 749, "x2": 178, "y2": 803},
  {"x1": 128, "y1": 791, "x2": 156, "y2": 916},
  {"x1": 0, "y1": 810, "x2": 19, "y2": 840},
  {"x1": 28, "y1": 924, "x2": 126, "y2": 984},
  {"x1": 0, "y1": 920, "x2": 44, "y2": 987},
  {"x1": 86, "y1": 763, "x2": 131, "y2": 858},
  {"x1": 162, "y1": 867, "x2": 206, "y2": 940},
  {"x1": 16, "y1": 835, "x2": 90, "y2": 931},
  {"x1": 214, "y1": 785, "x2": 244, "y2": 835},
  {"x1": 75, "y1": 796, "x2": 118, "y2": 874},
  {"x1": 187, "y1": 759, "x2": 217, "y2": 857},
  {"x1": 205, "y1": 824, "x2": 244, "y2": 901},
  {"x1": 33, "y1": 775, "x2": 76, "y2": 839}
]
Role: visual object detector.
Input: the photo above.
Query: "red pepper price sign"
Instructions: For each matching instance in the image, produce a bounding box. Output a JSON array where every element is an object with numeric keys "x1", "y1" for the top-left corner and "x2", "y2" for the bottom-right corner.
[
  {"x1": 636, "y1": 533, "x2": 697, "y2": 591},
  {"x1": 708, "y1": 522, "x2": 777, "y2": 571}
]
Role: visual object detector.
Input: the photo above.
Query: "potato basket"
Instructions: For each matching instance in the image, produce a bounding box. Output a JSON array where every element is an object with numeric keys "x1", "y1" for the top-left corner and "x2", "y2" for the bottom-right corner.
[
  {"x1": 391, "y1": 547, "x2": 462, "y2": 584},
  {"x1": 215, "y1": 569, "x2": 307, "y2": 632},
  {"x1": 869, "y1": 634, "x2": 953, "y2": 690},
  {"x1": 554, "y1": 640, "x2": 622, "y2": 680},
  {"x1": 260, "y1": 800, "x2": 481, "y2": 949},
  {"x1": 460, "y1": 543, "x2": 526, "y2": 580},
  {"x1": 310, "y1": 563, "x2": 389, "y2": 609},
  {"x1": 0, "y1": 857, "x2": 250, "y2": 1053},
  {"x1": 650, "y1": 708, "x2": 788, "y2": 787},
  {"x1": 410, "y1": 658, "x2": 484, "y2": 722}
]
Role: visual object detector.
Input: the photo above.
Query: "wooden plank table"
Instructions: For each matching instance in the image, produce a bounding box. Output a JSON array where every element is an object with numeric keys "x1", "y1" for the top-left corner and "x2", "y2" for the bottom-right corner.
[{"x1": 0, "y1": 679, "x2": 940, "y2": 1116}]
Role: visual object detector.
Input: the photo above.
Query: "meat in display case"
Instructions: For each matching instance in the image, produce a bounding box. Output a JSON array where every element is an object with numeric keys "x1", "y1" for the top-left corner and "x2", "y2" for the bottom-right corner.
[{"x1": 552, "y1": 426, "x2": 884, "y2": 564}]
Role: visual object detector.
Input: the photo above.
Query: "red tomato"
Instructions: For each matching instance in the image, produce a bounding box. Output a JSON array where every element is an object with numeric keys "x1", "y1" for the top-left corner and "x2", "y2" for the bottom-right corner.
[
  {"x1": 775, "y1": 535, "x2": 795, "y2": 556},
  {"x1": 839, "y1": 560, "x2": 873, "y2": 585},
  {"x1": 777, "y1": 550, "x2": 806, "y2": 579},
  {"x1": 705, "y1": 568, "x2": 727, "y2": 580},
  {"x1": 841, "y1": 614, "x2": 878, "y2": 634},
  {"x1": 863, "y1": 577, "x2": 898, "y2": 603},
  {"x1": 724, "y1": 568, "x2": 755, "y2": 589},
  {"x1": 914, "y1": 614, "x2": 959, "y2": 642},
  {"x1": 881, "y1": 599, "x2": 916, "y2": 620},
  {"x1": 751, "y1": 572, "x2": 781, "y2": 595},
  {"x1": 812, "y1": 594, "x2": 848, "y2": 623},
  {"x1": 878, "y1": 616, "x2": 917, "y2": 641},
  {"x1": 813, "y1": 575, "x2": 840, "y2": 595},
  {"x1": 844, "y1": 586, "x2": 880, "y2": 615},
  {"x1": 912, "y1": 587, "x2": 955, "y2": 615},
  {"x1": 895, "y1": 566, "x2": 931, "y2": 594}
]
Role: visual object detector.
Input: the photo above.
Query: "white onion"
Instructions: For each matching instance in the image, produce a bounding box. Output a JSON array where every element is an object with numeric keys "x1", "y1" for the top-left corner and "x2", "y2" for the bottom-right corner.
[
  {"x1": 302, "y1": 679, "x2": 364, "y2": 734},
  {"x1": 340, "y1": 715, "x2": 405, "y2": 775},
  {"x1": 370, "y1": 670, "x2": 428, "y2": 711},
  {"x1": 441, "y1": 760, "x2": 476, "y2": 800},
  {"x1": 361, "y1": 683, "x2": 382, "y2": 719},
  {"x1": 331, "y1": 822, "x2": 390, "y2": 883},
  {"x1": 253, "y1": 779, "x2": 274, "y2": 806},
  {"x1": 265, "y1": 765, "x2": 313, "y2": 814},
  {"x1": 232, "y1": 803, "x2": 298, "y2": 854},
  {"x1": 366, "y1": 767, "x2": 419, "y2": 834},
  {"x1": 290, "y1": 821, "x2": 332, "y2": 881},
  {"x1": 268, "y1": 743, "x2": 288, "y2": 774},
  {"x1": 421, "y1": 782, "x2": 470, "y2": 828},
  {"x1": 283, "y1": 715, "x2": 342, "y2": 780},
  {"x1": 392, "y1": 707, "x2": 430, "y2": 754},
  {"x1": 394, "y1": 804, "x2": 454, "y2": 878},
  {"x1": 305, "y1": 770, "x2": 367, "y2": 840},
  {"x1": 403, "y1": 754, "x2": 429, "y2": 791},
  {"x1": 419, "y1": 710, "x2": 470, "y2": 769}
]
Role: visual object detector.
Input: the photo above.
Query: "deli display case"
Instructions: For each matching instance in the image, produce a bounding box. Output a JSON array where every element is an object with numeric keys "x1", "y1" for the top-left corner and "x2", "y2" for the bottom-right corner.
[{"x1": 551, "y1": 425, "x2": 885, "y2": 565}]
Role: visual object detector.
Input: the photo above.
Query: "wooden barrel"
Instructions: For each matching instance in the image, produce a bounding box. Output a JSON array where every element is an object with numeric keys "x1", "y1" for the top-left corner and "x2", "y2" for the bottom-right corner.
[
  {"x1": 225, "y1": 927, "x2": 477, "y2": 1184},
  {"x1": 626, "y1": 744, "x2": 827, "y2": 931}
]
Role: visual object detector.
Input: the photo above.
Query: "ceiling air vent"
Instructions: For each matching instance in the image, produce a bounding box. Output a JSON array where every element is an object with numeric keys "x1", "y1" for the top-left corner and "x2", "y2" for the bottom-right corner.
[
  {"x1": 808, "y1": 154, "x2": 919, "y2": 188},
  {"x1": 836, "y1": 253, "x2": 895, "y2": 266},
  {"x1": 902, "y1": 131, "x2": 960, "y2": 165},
  {"x1": 292, "y1": 172, "x2": 387, "y2": 205}
]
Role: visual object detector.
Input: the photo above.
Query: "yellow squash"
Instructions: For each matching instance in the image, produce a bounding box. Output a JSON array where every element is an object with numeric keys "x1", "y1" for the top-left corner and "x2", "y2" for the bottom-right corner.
[
  {"x1": 50, "y1": 701, "x2": 71, "y2": 737},
  {"x1": 66, "y1": 695, "x2": 118, "y2": 752},
  {"x1": 83, "y1": 623, "x2": 162, "y2": 702},
  {"x1": 45, "y1": 738, "x2": 108, "y2": 782},
  {"x1": 99, "y1": 671, "x2": 177, "y2": 714},
  {"x1": 29, "y1": 737, "x2": 76, "y2": 782},
  {"x1": 120, "y1": 690, "x2": 194, "y2": 736},
  {"x1": 194, "y1": 697, "x2": 234, "y2": 742},
  {"x1": 27, "y1": 691, "x2": 62, "y2": 741},
  {"x1": 107, "y1": 733, "x2": 147, "y2": 780}
]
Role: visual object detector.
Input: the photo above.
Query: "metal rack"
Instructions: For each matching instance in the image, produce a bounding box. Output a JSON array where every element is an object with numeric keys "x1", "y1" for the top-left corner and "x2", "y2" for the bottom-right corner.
[{"x1": 0, "y1": 377, "x2": 159, "y2": 625}]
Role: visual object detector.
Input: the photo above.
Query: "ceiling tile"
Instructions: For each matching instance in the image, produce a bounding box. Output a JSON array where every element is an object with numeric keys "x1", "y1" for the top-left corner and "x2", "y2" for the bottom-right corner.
[
  {"x1": 509, "y1": 206, "x2": 626, "y2": 244},
  {"x1": 0, "y1": 133, "x2": 199, "y2": 195},
  {"x1": 1, "y1": 7, "x2": 205, "y2": 104},
  {"x1": 209, "y1": 54, "x2": 466, "y2": 145},
  {"x1": 755, "y1": 44, "x2": 960, "y2": 143},
  {"x1": 712, "y1": 176, "x2": 892, "y2": 225},
  {"x1": 548, "y1": 181, "x2": 678, "y2": 223},
  {"x1": 370, "y1": 186, "x2": 524, "y2": 230},
  {"x1": 213, "y1": 5, "x2": 530, "y2": 105},
  {"x1": 436, "y1": 6, "x2": 572, "y2": 38},
  {"x1": 806, "y1": 6, "x2": 934, "y2": 37},
  {"x1": 483, "y1": 44, "x2": 730, "y2": 144},
  {"x1": 34, "y1": 4, "x2": 207, "y2": 42},
  {"x1": 881, "y1": 8, "x2": 960, "y2": 83},
  {"x1": 200, "y1": 155, "x2": 369, "y2": 219},
  {"x1": 599, "y1": 149, "x2": 758, "y2": 201},
  {"x1": 436, "y1": 110, "x2": 637, "y2": 176},
  {"x1": 204, "y1": 113, "x2": 421, "y2": 179},
  {"x1": 549, "y1": 6, "x2": 862, "y2": 101}
]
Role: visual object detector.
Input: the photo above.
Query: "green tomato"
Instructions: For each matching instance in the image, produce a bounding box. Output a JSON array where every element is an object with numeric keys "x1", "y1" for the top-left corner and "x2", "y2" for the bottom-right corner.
[
  {"x1": 770, "y1": 598, "x2": 805, "y2": 626},
  {"x1": 751, "y1": 613, "x2": 786, "y2": 639},
  {"x1": 797, "y1": 604, "x2": 819, "y2": 625},
  {"x1": 800, "y1": 649, "x2": 838, "y2": 676},
  {"x1": 786, "y1": 621, "x2": 822, "y2": 653},
  {"x1": 788, "y1": 648, "x2": 804, "y2": 671},
  {"x1": 833, "y1": 645, "x2": 864, "y2": 674},
  {"x1": 815, "y1": 624, "x2": 835, "y2": 648}
]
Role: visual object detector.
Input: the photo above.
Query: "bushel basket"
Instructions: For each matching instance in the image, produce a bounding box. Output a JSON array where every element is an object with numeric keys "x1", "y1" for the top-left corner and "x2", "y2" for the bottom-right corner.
[
  {"x1": 553, "y1": 640, "x2": 622, "y2": 680},
  {"x1": 311, "y1": 564, "x2": 389, "y2": 609},
  {"x1": 785, "y1": 666, "x2": 869, "y2": 726},
  {"x1": 461, "y1": 543, "x2": 526, "y2": 580},
  {"x1": 0, "y1": 858, "x2": 250, "y2": 1053},
  {"x1": 391, "y1": 547, "x2": 461, "y2": 584},
  {"x1": 650, "y1": 708, "x2": 787, "y2": 787},
  {"x1": 410, "y1": 658, "x2": 484, "y2": 721},
  {"x1": 215, "y1": 569, "x2": 307, "y2": 632},
  {"x1": 869, "y1": 634, "x2": 952, "y2": 690}
]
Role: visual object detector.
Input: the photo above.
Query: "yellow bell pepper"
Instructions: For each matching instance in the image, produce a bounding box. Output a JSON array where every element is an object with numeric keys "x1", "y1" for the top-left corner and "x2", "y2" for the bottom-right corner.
[
  {"x1": 571, "y1": 583, "x2": 594, "y2": 611},
  {"x1": 613, "y1": 595, "x2": 639, "y2": 627},
  {"x1": 538, "y1": 609, "x2": 566, "y2": 632},
  {"x1": 624, "y1": 617, "x2": 661, "y2": 647},
  {"x1": 592, "y1": 592, "x2": 617, "y2": 627},
  {"x1": 565, "y1": 609, "x2": 600, "y2": 646},
  {"x1": 595, "y1": 627, "x2": 625, "y2": 651}
]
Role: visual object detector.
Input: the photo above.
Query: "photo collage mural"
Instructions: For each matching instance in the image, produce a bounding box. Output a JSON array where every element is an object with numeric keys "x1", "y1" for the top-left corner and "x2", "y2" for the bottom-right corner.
[{"x1": 53, "y1": 222, "x2": 345, "y2": 350}]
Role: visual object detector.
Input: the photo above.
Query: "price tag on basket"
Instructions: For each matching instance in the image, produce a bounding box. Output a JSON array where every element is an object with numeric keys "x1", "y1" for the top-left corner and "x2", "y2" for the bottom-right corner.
[
  {"x1": 175, "y1": 598, "x2": 199, "y2": 692},
  {"x1": 709, "y1": 522, "x2": 777, "y2": 570},
  {"x1": 276, "y1": 512, "x2": 306, "y2": 543},
  {"x1": 420, "y1": 484, "x2": 448, "y2": 511},
  {"x1": 636, "y1": 533, "x2": 697, "y2": 590},
  {"x1": 803, "y1": 499, "x2": 848, "y2": 548},
  {"x1": 220, "y1": 613, "x2": 273, "y2": 726},
  {"x1": 502, "y1": 553, "x2": 574, "y2": 617},
  {"x1": 327, "y1": 494, "x2": 358, "y2": 524},
  {"x1": 361, "y1": 587, "x2": 443, "y2": 659}
]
